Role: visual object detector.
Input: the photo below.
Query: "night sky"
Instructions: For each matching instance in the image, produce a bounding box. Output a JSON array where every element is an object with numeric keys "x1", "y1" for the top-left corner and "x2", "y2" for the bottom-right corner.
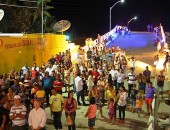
[{"x1": 50, "y1": 0, "x2": 170, "y2": 39}]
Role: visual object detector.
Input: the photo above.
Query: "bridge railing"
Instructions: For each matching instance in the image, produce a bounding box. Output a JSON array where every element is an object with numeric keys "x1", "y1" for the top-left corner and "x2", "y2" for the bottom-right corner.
[
  {"x1": 93, "y1": 25, "x2": 119, "y2": 46},
  {"x1": 148, "y1": 86, "x2": 160, "y2": 130}
]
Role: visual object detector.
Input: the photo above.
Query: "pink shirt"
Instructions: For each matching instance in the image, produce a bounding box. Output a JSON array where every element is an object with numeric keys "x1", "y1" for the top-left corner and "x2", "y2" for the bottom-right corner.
[
  {"x1": 87, "y1": 104, "x2": 97, "y2": 119},
  {"x1": 117, "y1": 92, "x2": 127, "y2": 106},
  {"x1": 28, "y1": 107, "x2": 47, "y2": 129}
]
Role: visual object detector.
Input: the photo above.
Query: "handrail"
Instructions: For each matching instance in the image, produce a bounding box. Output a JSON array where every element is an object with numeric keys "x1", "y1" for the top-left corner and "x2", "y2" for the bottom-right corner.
[
  {"x1": 148, "y1": 87, "x2": 160, "y2": 130},
  {"x1": 93, "y1": 25, "x2": 119, "y2": 46}
]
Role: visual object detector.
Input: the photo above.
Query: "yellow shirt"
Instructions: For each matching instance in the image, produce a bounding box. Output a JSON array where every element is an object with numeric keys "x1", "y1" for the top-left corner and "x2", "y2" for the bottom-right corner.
[
  {"x1": 36, "y1": 90, "x2": 45, "y2": 98},
  {"x1": 106, "y1": 89, "x2": 117, "y2": 101},
  {"x1": 49, "y1": 94, "x2": 64, "y2": 112}
]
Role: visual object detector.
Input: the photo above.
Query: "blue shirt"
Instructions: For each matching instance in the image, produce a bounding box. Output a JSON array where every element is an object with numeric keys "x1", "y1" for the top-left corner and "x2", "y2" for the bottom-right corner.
[
  {"x1": 145, "y1": 86, "x2": 156, "y2": 98},
  {"x1": 43, "y1": 76, "x2": 54, "y2": 89}
]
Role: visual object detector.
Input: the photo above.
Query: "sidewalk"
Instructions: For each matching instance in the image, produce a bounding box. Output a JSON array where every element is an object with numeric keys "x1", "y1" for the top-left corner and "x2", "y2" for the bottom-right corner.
[{"x1": 44, "y1": 81, "x2": 169, "y2": 130}]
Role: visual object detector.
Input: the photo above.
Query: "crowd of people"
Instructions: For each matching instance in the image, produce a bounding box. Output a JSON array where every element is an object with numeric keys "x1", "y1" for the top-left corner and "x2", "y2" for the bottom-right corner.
[{"x1": 0, "y1": 39, "x2": 170, "y2": 130}]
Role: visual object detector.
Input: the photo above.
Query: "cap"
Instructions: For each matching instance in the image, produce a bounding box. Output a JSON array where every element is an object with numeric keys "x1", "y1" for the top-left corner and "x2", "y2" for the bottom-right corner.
[
  {"x1": 19, "y1": 82, "x2": 23, "y2": 85},
  {"x1": 14, "y1": 95, "x2": 21, "y2": 99},
  {"x1": 33, "y1": 82, "x2": 39, "y2": 86}
]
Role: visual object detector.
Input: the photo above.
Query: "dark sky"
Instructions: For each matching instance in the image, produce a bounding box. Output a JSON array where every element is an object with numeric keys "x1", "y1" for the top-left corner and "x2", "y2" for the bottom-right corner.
[{"x1": 50, "y1": 0, "x2": 170, "y2": 38}]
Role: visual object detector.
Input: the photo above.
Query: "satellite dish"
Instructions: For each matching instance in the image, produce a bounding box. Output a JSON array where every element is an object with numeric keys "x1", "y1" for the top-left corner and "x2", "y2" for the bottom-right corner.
[
  {"x1": 53, "y1": 20, "x2": 71, "y2": 32},
  {"x1": 0, "y1": 9, "x2": 4, "y2": 21}
]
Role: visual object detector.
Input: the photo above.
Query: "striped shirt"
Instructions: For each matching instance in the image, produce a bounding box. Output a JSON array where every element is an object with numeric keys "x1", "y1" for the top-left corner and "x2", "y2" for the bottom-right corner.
[
  {"x1": 24, "y1": 77, "x2": 31, "y2": 88},
  {"x1": 10, "y1": 104, "x2": 27, "y2": 126},
  {"x1": 128, "y1": 72, "x2": 136, "y2": 84}
]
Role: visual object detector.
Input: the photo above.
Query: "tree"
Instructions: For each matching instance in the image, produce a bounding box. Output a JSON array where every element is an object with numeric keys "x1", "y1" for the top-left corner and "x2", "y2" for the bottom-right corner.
[{"x1": 0, "y1": 0, "x2": 54, "y2": 33}]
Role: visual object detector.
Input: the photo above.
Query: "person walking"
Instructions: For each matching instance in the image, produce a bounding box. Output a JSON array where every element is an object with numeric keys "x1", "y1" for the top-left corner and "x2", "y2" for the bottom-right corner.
[
  {"x1": 136, "y1": 96, "x2": 143, "y2": 117},
  {"x1": 157, "y1": 71, "x2": 165, "y2": 99},
  {"x1": 63, "y1": 90, "x2": 77, "y2": 130},
  {"x1": 145, "y1": 82, "x2": 156, "y2": 115},
  {"x1": 127, "y1": 68, "x2": 136, "y2": 98}
]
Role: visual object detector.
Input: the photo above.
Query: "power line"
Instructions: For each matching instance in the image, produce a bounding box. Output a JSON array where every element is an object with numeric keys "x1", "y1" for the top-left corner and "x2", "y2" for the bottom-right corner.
[{"x1": 0, "y1": 3, "x2": 37, "y2": 9}]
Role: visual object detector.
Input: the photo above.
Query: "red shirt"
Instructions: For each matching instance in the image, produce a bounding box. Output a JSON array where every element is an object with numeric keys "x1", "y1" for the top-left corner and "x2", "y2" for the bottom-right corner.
[
  {"x1": 92, "y1": 71, "x2": 99, "y2": 81},
  {"x1": 53, "y1": 80, "x2": 63, "y2": 91},
  {"x1": 31, "y1": 70, "x2": 37, "y2": 79}
]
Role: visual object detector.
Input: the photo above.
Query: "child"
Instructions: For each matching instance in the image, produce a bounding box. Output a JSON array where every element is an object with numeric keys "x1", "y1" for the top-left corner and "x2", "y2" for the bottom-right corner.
[
  {"x1": 91, "y1": 86, "x2": 104, "y2": 118},
  {"x1": 130, "y1": 84, "x2": 138, "y2": 113},
  {"x1": 136, "y1": 96, "x2": 143, "y2": 117},
  {"x1": 96, "y1": 89, "x2": 104, "y2": 118},
  {"x1": 108, "y1": 98, "x2": 115, "y2": 124},
  {"x1": 85, "y1": 97, "x2": 97, "y2": 130},
  {"x1": 105, "y1": 85, "x2": 116, "y2": 109}
]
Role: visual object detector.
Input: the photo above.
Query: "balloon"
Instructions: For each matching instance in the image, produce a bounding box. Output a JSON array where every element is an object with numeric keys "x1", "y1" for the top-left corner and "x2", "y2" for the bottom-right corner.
[{"x1": 0, "y1": 9, "x2": 4, "y2": 21}]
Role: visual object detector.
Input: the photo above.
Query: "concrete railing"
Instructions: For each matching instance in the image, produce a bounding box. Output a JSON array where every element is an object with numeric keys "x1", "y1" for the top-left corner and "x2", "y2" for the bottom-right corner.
[{"x1": 148, "y1": 89, "x2": 160, "y2": 130}]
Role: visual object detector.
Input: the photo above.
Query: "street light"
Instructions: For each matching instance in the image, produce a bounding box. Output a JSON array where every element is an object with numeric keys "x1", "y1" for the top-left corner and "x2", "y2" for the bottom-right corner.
[
  {"x1": 127, "y1": 16, "x2": 137, "y2": 30},
  {"x1": 109, "y1": 0, "x2": 124, "y2": 31}
]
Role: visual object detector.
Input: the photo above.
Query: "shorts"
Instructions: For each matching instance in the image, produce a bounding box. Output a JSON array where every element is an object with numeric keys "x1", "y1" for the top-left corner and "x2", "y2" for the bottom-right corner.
[
  {"x1": 88, "y1": 117, "x2": 96, "y2": 127},
  {"x1": 139, "y1": 90, "x2": 145, "y2": 95},
  {"x1": 96, "y1": 104, "x2": 102, "y2": 109},
  {"x1": 157, "y1": 86, "x2": 163, "y2": 93},
  {"x1": 145, "y1": 98, "x2": 153, "y2": 105}
]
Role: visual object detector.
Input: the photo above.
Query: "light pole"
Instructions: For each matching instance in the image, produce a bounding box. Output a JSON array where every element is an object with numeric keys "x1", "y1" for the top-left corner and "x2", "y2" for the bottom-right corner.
[
  {"x1": 109, "y1": 0, "x2": 124, "y2": 31},
  {"x1": 127, "y1": 16, "x2": 137, "y2": 30}
]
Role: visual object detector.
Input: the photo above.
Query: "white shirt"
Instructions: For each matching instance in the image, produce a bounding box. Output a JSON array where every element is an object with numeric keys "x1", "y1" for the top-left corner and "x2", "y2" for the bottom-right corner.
[
  {"x1": 31, "y1": 67, "x2": 39, "y2": 72},
  {"x1": 74, "y1": 76, "x2": 83, "y2": 92},
  {"x1": 45, "y1": 67, "x2": 53, "y2": 76},
  {"x1": 22, "y1": 66, "x2": 28, "y2": 74},
  {"x1": 114, "y1": 60, "x2": 120, "y2": 70},
  {"x1": 117, "y1": 72, "x2": 126, "y2": 83},
  {"x1": 87, "y1": 75, "x2": 94, "y2": 87},
  {"x1": 128, "y1": 72, "x2": 136, "y2": 84},
  {"x1": 52, "y1": 64, "x2": 59, "y2": 70},
  {"x1": 130, "y1": 60, "x2": 136, "y2": 68},
  {"x1": 109, "y1": 69, "x2": 118, "y2": 81},
  {"x1": 28, "y1": 107, "x2": 47, "y2": 129}
]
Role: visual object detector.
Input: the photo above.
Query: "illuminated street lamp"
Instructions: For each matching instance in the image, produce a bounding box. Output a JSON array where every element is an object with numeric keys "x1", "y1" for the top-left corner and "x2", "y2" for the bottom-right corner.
[
  {"x1": 127, "y1": 16, "x2": 137, "y2": 30},
  {"x1": 109, "y1": 0, "x2": 124, "y2": 31}
]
